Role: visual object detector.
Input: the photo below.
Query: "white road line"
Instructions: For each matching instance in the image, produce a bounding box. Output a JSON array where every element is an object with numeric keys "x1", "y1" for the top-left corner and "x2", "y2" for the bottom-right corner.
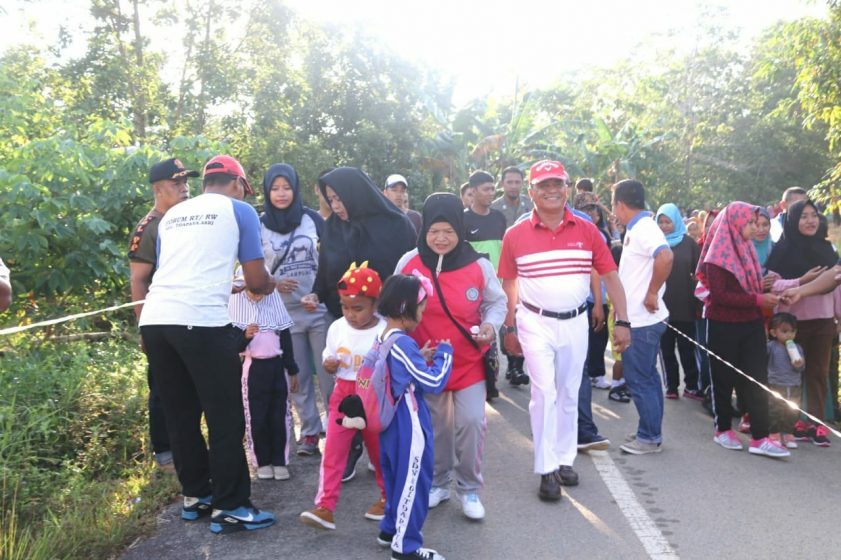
[{"x1": 589, "y1": 452, "x2": 680, "y2": 560}]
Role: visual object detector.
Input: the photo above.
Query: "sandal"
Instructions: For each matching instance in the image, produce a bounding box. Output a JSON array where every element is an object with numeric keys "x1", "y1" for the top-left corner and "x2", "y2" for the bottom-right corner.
[{"x1": 609, "y1": 385, "x2": 631, "y2": 403}]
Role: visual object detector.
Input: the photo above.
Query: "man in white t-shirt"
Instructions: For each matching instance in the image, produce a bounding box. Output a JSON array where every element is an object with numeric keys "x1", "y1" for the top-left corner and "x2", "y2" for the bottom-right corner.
[
  {"x1": 611, "y1": 179, "x2": 673, "y2": 455},
  {"x1": 140, "y1": 155, "x2": 277, "y2": 534},
  {"x1": 769, "y1": 186, "x2": 808, "y2": 243}
]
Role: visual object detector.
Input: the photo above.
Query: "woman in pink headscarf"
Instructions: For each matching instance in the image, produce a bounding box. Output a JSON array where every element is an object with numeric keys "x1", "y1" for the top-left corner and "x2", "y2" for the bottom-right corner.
[{"x1": 696, "y1": 202, "x2": 789, "y2": 459}]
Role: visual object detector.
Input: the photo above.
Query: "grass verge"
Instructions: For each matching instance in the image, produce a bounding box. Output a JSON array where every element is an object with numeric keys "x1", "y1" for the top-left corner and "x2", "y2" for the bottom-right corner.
[{"x1": 0, "y1": 334, "x2": 179, "y2": 559}]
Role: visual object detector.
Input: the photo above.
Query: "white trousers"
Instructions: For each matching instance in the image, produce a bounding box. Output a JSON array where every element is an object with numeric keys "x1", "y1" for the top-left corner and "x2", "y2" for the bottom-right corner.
[{"x1": 517, "y1": 307, "x2": 588, "y2": 474}]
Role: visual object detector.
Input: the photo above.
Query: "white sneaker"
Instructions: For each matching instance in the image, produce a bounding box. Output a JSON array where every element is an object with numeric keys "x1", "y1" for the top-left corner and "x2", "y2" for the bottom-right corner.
[
  {"x1": 749, "y1": 437, "x2": 791, "y2": 458},
  {"x1": 428, "y1": 486, "x2": 450, "y2": 508},
  {"x1": 591, "y1": 376, "x2": 611, "y2": 390},
  {"x1": 459, "y1": 492, "x2": 485, "y2": 520},
  {"x1": 713, "y1": 430, "x2": 744, "y2": 451},
  {"x1": 256, "y1": 466, "x2": 274, "y2": 480},
  {"x1": 273, "y1": 465, "x2": 290, "y2": 480}
]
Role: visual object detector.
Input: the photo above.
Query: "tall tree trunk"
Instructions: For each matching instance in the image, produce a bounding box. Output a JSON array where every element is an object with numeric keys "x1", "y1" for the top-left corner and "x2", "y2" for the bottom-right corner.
[
  {"x1": 173, "y1": 5, "x2": 195, "y2": 130},
  {"x1": 105, "y1": 0, "x2": 145, "y2": 140},
  {"x1": 195, "y1": 0, "x2": 213, "y2": 133},
  {"x1": 131, "y1": 0, "x2": 146, "y2": 138}
]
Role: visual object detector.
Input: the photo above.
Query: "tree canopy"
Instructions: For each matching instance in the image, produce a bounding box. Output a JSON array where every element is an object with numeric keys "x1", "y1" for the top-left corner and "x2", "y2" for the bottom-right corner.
[{"x1": 1, "y1": 0, "x2": 840, "y2": 308}]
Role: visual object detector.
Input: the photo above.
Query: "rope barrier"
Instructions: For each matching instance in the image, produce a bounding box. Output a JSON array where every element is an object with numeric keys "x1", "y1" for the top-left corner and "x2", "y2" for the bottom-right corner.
[
  {"x1": 662, "y1": 320, "x2": 841, "y2": 439},
  {"x1": 0, "y1": 300, "x2": 144, "y2": 336},
  {"x1": 0, "y1": 279, "x2": 237, "y2": 337},
  {"x1": 2, "y1": 287, "x2": 839, "y2": 441}
]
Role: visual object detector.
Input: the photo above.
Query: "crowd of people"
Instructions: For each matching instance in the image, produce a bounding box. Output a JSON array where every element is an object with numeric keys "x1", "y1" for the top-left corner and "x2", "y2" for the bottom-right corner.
[{"x1": 5, "y1": 154, "x2": 835, "y2": 560}]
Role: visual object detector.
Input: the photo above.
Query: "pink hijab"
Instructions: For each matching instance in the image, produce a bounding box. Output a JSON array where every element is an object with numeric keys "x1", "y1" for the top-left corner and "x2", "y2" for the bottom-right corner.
[{"x1": 696, "y1": 201, "x2": 762, "y2": 296}]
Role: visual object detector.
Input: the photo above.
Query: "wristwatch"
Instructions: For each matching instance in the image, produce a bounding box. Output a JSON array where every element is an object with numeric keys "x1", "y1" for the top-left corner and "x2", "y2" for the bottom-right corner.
[
  {"x1": 502, "y1": 325, "x2": 517, "y2": 334},
  {"x1": 615, "y1": 319, "x2": 631, "y2": 329}
]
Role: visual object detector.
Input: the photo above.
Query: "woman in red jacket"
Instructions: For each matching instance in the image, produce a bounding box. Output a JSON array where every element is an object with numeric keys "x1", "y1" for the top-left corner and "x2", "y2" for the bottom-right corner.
[{"x1": 394, "y1": 193, "x2": 507, "y2": 521}]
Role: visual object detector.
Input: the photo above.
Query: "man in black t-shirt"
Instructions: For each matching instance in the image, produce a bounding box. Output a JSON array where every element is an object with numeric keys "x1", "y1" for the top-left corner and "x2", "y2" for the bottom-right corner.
[
  {"x1": 462, "y1": 171, "x2": 513, "y2": 396},
  {"x1": 463, "y1": 170, "x2": 507, "y2": 269}
]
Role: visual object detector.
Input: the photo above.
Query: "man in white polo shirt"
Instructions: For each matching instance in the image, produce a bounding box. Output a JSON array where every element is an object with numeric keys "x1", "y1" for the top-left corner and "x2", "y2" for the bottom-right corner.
[
  {"x1": 611, "y1": 179, "x2": 674, "y2": 455},
  {"x1": 499, "y1": 160, "x2": 631, "y2": 502},
  {"x1": 140, "y1": 155, "x2": 278, "y2": 534}
]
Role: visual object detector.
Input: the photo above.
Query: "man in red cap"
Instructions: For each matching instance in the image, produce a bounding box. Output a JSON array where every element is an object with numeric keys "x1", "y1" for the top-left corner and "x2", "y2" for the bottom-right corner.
[
  {"x1": 498, "y1": 160, "x2": 631, "y2": 502},
  {"x1": 139, "y1": 154, "x2": 277, "y2": 534}
]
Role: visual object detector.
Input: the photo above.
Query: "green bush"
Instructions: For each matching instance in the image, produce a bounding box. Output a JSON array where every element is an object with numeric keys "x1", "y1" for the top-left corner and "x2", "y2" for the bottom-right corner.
[{"x1": 0, "y1": 335, "x2": 179, "y2": 559}]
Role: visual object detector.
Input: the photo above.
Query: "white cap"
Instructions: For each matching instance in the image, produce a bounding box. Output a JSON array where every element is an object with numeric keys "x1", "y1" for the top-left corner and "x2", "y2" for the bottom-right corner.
[{"x1": 385, "y1": 174, "x2": 408, "y2": 189}]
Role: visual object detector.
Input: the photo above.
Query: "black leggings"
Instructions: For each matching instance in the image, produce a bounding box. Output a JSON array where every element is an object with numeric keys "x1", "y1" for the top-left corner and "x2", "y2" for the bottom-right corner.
[
  {"x1": 247, "y1": 357, "x2": 289, "y2": 466},
  {"x1": 586, "y1": 303, "x2": 609, "y2": 378},
  {"x1": 707, "y1": 319, "x2": 769, "y2": 440},
  {"x1": 660, "y1": 320, "x2": 700, "y2": 392}
]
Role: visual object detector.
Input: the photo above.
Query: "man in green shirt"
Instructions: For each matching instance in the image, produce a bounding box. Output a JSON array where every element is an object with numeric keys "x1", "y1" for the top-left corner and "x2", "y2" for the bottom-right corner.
[{"x1": 491, "y1": 166, "x2": 533, "y2": 228}]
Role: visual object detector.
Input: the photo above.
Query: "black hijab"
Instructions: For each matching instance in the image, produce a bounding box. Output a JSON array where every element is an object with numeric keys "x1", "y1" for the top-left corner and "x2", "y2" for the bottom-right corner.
[
  {"x1": 765, "y1": 199, "x2": 837, "y2": 279},
  {"x1": 418, "y1": 193, "x2": 482, "y2": 273},
  {"x1": 261, "y1": 163, "x2": 324, "y2": 236},
  {"x1": 318, "y1": 167, "x2": 416, "y2": 286}
]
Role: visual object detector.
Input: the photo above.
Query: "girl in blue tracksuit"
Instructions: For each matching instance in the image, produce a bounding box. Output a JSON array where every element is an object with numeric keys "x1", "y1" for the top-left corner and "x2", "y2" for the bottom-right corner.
[{"x1": 375, "y1": 273, "x2": 453, "y2": 560}]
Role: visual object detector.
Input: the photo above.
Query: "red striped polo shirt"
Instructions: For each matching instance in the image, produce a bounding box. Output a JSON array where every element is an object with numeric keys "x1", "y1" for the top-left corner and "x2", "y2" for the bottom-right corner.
[{"x1": 498, "y1": 208, "x2": 617, "y2": 311}]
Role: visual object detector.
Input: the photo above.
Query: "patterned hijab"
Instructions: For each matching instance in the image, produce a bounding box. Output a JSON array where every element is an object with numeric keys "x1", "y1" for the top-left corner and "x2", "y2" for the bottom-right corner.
[{"x1": 696, "y1": 202, "x2": 762, "y2": 295}]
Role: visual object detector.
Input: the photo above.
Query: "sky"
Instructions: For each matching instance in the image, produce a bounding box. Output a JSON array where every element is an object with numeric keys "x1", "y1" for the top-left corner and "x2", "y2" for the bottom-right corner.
[{"x1": 0, "y1": 0, "x2": 829, "y2": 104}]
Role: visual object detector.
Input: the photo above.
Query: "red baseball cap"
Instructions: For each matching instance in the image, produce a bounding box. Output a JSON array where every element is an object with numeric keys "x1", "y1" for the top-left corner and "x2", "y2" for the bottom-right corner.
[
  {"x1": 529, "y1": 160, "x2": 569, "y2": 185},
  {"x1": 204, "y1": 155, "x2": 253, "y2": 196}
]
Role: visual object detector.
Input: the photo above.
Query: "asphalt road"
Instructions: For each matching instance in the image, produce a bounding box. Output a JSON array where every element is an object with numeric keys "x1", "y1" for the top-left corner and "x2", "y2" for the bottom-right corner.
[{"x1": 123, "y1": 357, "x2": 841, "y2": 560}]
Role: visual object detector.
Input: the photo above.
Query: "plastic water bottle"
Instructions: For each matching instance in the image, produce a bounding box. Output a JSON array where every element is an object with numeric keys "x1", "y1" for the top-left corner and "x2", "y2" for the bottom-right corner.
[{"x1": 785, "y1": 340, "x2": 804, "y2": 368}]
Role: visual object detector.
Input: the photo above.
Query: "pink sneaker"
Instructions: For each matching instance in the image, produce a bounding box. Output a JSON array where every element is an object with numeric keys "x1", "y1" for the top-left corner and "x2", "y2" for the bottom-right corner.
[
  {"x1": 713, "y1": 430, "x2": 743, "y2": 450},
  {"x1": 749, "y1": 437, "x2": 790, "y2": 458},
  {"x1": 793, "y1": 420, "x2": 815, "y2": 441},
  {"x1": 811, "y1": 425, "x2": 831, "y2": 447},
  {"x1": 781, "y1": 433, "x2": 798, "y2": 449}
]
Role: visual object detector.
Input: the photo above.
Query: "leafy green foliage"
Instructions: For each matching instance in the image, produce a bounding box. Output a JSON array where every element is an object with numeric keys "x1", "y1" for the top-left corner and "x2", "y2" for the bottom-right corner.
[{"x1": 0, "y1": 49, "x2": 225, "y2": 305}]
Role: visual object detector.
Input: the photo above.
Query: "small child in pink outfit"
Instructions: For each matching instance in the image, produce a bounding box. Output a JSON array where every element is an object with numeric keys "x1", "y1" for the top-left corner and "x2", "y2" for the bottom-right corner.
[
  {"x1": 229, "y1": 273, "x2": 299, "y2": 481},
  {"x1": 299, "y1": 262, "x2": 387, "y2": 530}
]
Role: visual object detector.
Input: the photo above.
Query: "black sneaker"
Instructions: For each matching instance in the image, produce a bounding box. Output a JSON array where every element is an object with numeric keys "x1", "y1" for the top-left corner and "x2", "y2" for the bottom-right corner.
[
  {"x1": 556, "y1": 465, "x2": 579, "y2": 486},
  {"x1": 577, "y1": 435, "x2": 610, "y2": 451},
  {"x1": 342, "y1": 436, "x2": 364, "y2": 483},
  {"x1": 538, "y1": 471, "x2": 561, "y2": 501},
  {"x1": 181, "y1": 495, "x2": 212, "y2": 521},
  {"x1": 486, "y1": 384, "x2": 499, "y2": 402},
  {"x1": 608, "y1": 384, "x2": 631, "y2": 403},
  {"x1": 391, "y1": 548, "x2": 445, "y2": 560},
  {"x1": 504, "y1": 367, "x2": 515, "y2": 381},
  {"x1": 509, "y1": 369, "x2": 529, "y2": 386},
  {"x1": 377, "y1": 530, "x2": 394, "y2": 547}
]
